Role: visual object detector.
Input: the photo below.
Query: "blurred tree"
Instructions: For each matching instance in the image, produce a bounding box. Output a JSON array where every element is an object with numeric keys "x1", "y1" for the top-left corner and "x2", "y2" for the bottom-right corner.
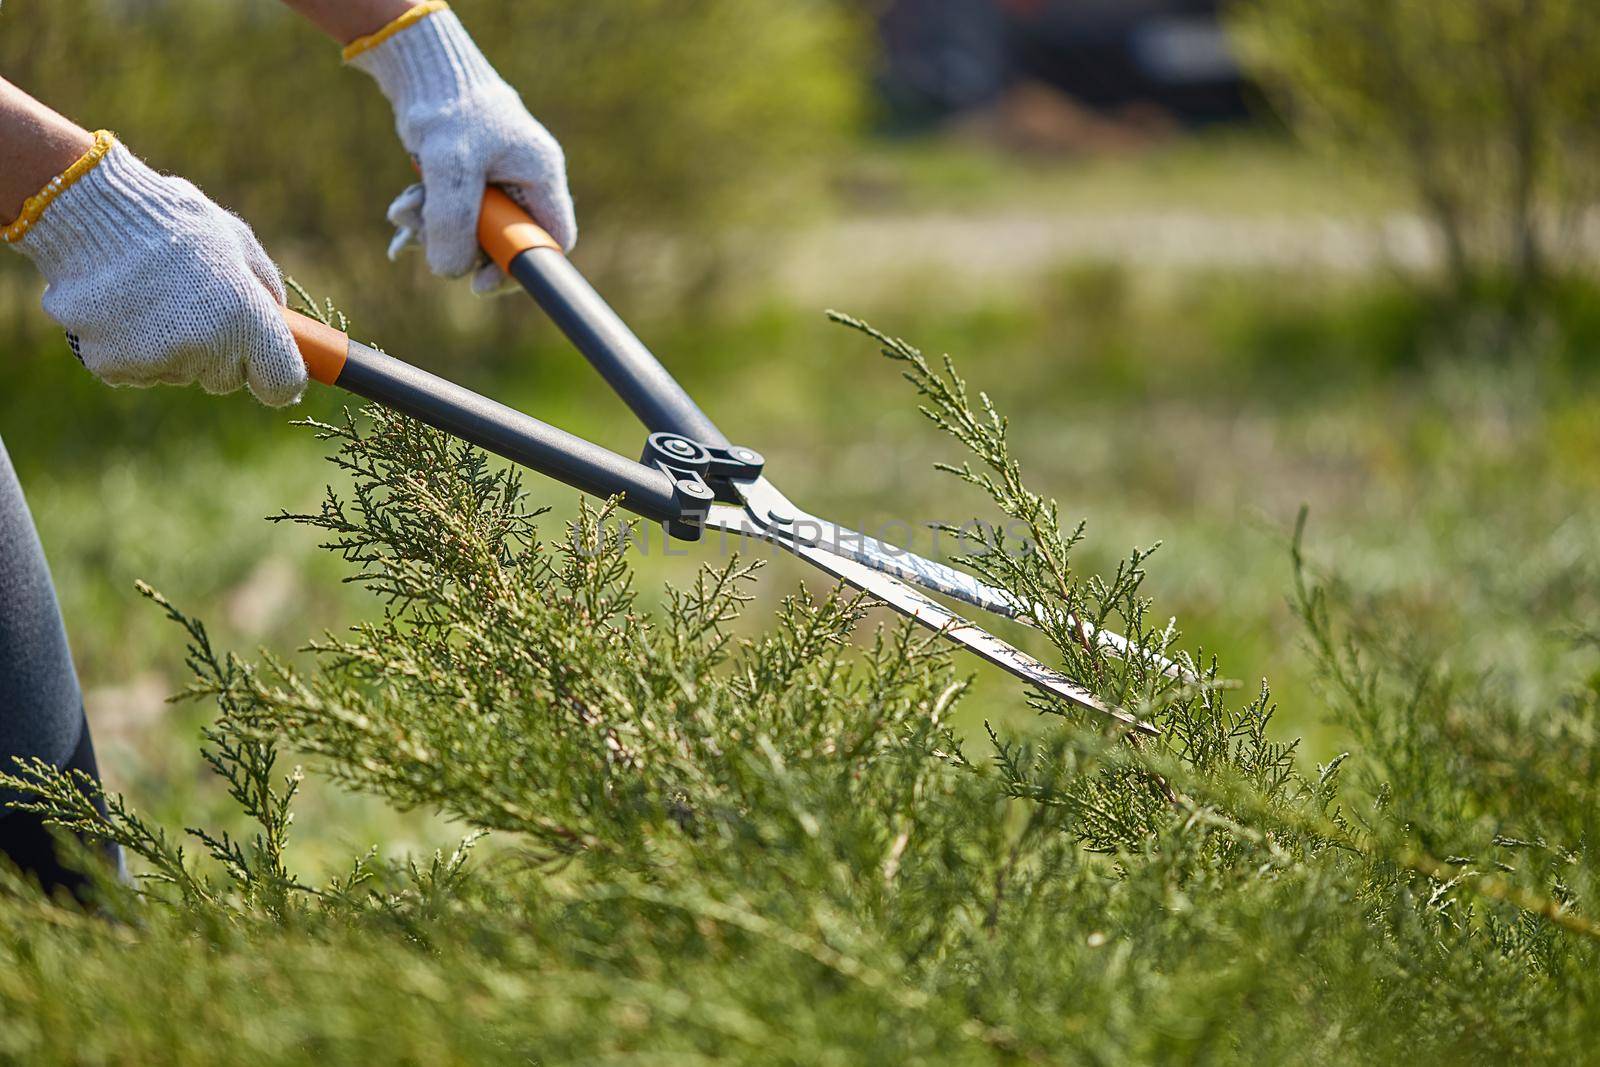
[
  {"x1": 1229, "y1": 0, "x2": 1600, "y2": 298},
  {"x1": 0, "y1": 0, "x2": 866, "y2": 349}
]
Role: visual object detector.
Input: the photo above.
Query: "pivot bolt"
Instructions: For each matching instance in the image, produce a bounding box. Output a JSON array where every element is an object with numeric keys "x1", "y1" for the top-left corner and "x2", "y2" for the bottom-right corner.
[
  {"x1": 677, "y1": 479, "x2": 715, "y2": 500},
  {"x1": 663, "y1": 437, "x2": 698, "y2": 458}
]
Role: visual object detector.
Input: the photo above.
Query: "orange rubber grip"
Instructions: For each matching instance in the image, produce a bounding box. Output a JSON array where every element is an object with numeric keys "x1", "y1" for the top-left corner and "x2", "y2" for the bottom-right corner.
[
  {"x1": 284, "y1": 309, "x2": 350, "y2": 386},
  {"x1": 477, "y1": 187, "x2": 563, "y2": 272}
]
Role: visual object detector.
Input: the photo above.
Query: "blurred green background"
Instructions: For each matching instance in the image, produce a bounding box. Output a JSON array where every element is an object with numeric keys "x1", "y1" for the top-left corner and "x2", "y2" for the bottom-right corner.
[{"x1": 2, "y1": 0, "x2": 1598, "y2": 868}]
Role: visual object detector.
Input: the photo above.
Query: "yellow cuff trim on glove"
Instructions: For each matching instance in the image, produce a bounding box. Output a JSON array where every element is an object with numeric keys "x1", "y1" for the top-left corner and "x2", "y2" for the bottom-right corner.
[
  {"x1": 2, "y1": 130, "x2": 117, "y2": 244},
  {"x1": 342, "y1": 1, "x2": 450, "y2": 63}
]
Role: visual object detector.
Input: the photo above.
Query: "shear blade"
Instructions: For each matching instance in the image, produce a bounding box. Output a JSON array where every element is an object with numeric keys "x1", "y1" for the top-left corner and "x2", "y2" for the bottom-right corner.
[
  {"x1": 813, "y1": 523, "x2": 1190, "y2": 682},
  {"x1": 702, "y1": 484, "x2": 1158, "y2": 735},
  {"x1": 789, "y1": 538, "x2": 1156, "y2": 734}
]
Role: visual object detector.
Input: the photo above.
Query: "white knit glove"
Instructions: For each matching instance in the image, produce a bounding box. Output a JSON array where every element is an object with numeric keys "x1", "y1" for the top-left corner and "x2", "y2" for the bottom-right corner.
[
  {"x1": 9, "y1": 141, "x2": 305, "y2": 407},
  {"x1": 349, "y1": 5, "x2": 578, "y2": 294}
]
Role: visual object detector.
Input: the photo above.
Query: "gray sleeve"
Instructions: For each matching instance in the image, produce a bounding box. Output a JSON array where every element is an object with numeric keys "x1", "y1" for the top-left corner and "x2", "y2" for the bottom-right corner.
[{"x1": 0, "y1": 436, "x2": 86, "y2": 802}]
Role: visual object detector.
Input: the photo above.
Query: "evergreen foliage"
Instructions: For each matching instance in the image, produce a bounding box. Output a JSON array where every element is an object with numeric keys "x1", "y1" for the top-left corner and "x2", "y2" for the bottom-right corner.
[{"x1": 1, "y1": 320, "x2": 1596, "y2": 1064}]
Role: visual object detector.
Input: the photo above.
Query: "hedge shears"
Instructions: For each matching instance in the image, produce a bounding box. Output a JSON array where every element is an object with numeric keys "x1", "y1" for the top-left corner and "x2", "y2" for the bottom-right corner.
[{"x1": 282, "y1": 191, "x2": 1176, "y2": 734}]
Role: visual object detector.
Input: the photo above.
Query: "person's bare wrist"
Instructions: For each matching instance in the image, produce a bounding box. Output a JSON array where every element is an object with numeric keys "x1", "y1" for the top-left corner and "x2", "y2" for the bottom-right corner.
[
  {"x1": 0, "y1": 84, "x2": 95, "y2": 223},
  {"x1": 280, "y1": 0, "x2": 419, "y2": 45}
]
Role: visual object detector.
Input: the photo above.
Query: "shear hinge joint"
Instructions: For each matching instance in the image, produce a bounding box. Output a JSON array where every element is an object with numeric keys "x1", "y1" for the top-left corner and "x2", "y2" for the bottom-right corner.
[{"x1": 641, "y1": 432, "x2": 765, "y2": 541}]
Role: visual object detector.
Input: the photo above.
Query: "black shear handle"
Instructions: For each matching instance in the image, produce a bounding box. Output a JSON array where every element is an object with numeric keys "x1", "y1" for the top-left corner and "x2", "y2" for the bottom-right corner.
[
  {"x1": 285, "y1": 313, "x2": 685, "y2": 525},
  {"x1": 478, "y1": 189, "x2": 730, "y2": 451}
]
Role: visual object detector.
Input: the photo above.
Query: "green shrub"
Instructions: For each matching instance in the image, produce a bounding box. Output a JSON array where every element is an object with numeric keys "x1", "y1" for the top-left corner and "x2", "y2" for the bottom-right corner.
[
  {"x1": 1, "y1": 319, "x2": 1597, "y2": 1062},
  {"x1": 1229, "y1": 0, "x2": 1600, "y2": 298}
]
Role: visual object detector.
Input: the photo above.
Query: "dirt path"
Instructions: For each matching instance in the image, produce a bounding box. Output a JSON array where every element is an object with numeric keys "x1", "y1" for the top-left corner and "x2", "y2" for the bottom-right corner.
[{"x1": 767, "y1": 207, "x2": 1599, "y2": 304}]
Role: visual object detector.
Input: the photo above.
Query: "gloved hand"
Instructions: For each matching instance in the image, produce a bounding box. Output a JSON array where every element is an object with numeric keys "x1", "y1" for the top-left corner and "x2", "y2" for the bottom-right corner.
[
  {"x1": 347, "y1": 2, "x2": 578, "y2": 294},
  {"x1": 6, "y1": 135, "x2": 305, "y2": 407}
]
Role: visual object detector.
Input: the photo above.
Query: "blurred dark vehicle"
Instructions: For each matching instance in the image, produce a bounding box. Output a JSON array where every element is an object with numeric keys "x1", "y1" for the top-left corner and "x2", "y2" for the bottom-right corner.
[{"x1": 878, "y1": 0, "x2": 1247, "y2": 123}]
